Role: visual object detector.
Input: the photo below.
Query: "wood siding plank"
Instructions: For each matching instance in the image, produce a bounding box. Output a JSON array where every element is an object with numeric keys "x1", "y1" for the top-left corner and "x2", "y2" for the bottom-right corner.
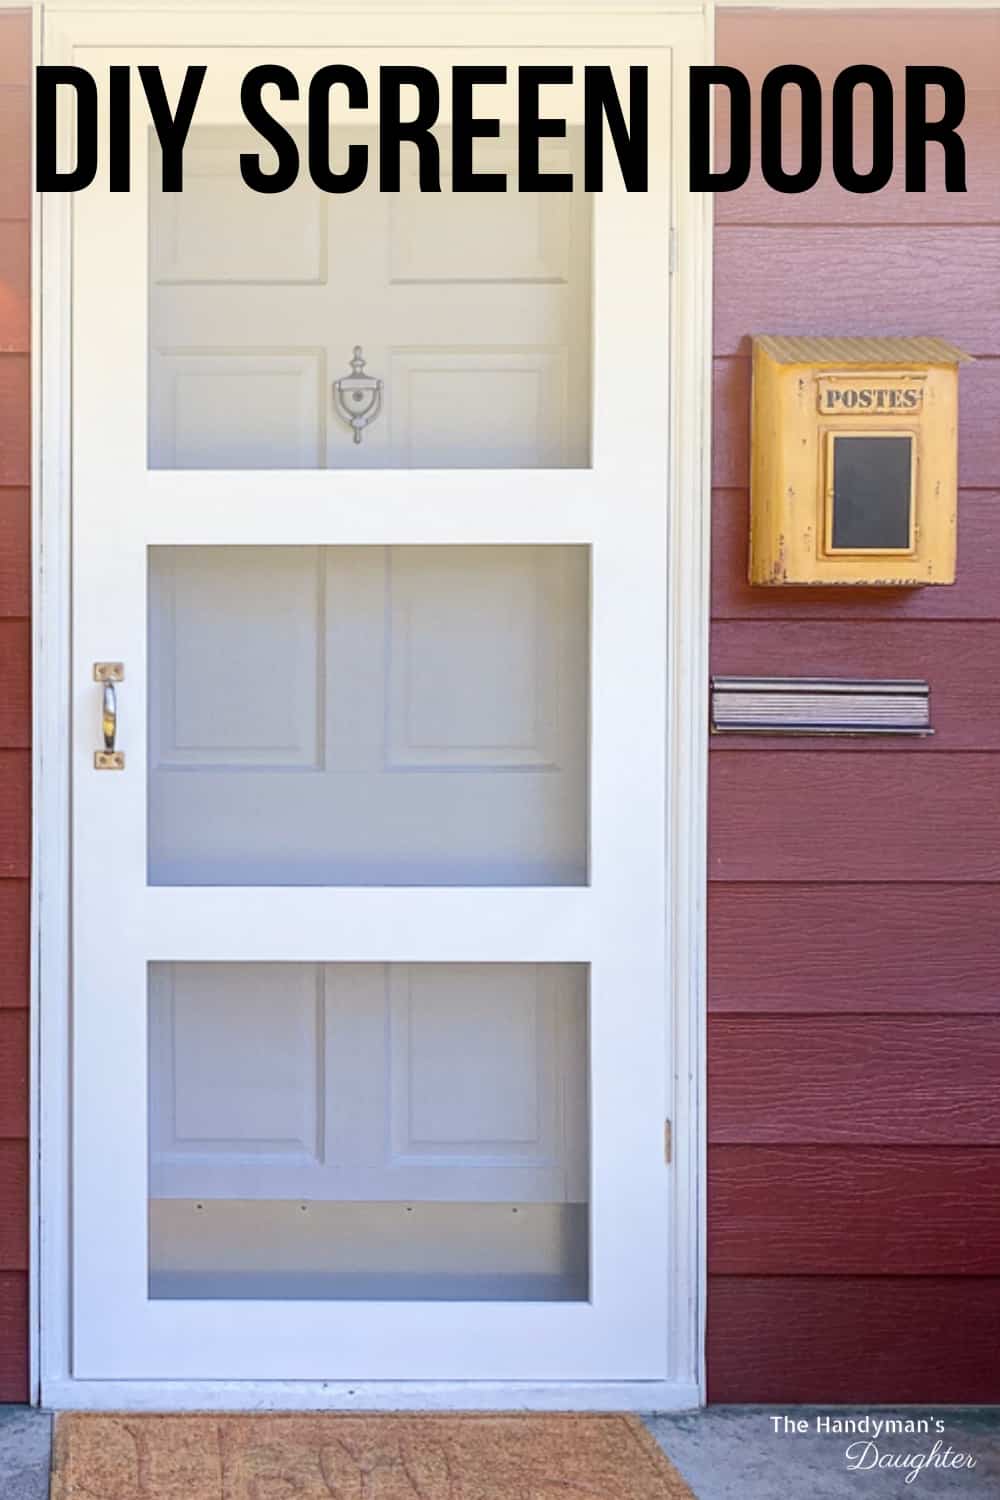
[
  {"x1": 709, "y1": 1145, "x2": 1000, "y2": 1275},
  {"x1": 0, "y1": 222, "x2": 29, "y2": 354},
  {"x1": 0, "y1": 1141, "x2": 27, "y2": 1270},
  {"x1": 0, "y1": 752, "x2": 29, "y2": 879},
  {"x1": 0, "y1": 89, "x2": 30, "y2": 223},
  {"x1": 709, "y1": 1016, "x2": 1000, "y2": 1145},
  {"x1": 709, "y1": 883, "x2": 1000, "y2": 1015},
  {"x1": 708, "y1": 1276, "x2": 1000, "y2": 1404},
  {"x1": 716, "y1": 88, "x2": 1000, "y2": 229},
  {"x1": 0, "y1": 17, "x2": 31, "y2": 90},
  {"x1": 711, "y1": 622, "x2": 1000, "y2": 751},
  {"x1": 713, "y1": 487, "x2": 1000, "y2": 623},
  {"x1": 710, "y1": 752, "x2": 1000, "y2": 882},
  {"x1": 711, "y1": 359, "x2": 750, "y2": 489},
  {"x1": 712, "y1": 357, "x2": 1000, "y2": 491},
  {"x1": 714, "y1": 229, "x2": 1000, "y2": 358},
  {"x1": 716, "y1": 10, "x2": 1000, "y2": 94},
  {"x1": 0, "y1": 1273, "x2": 26, "y2": 1402},
  {"x1": 0, "y1": 882, "x2": 28, "y2": 1011},
  {"x1": 0, "y1": 357, "x2": 29, "y2": 486},
  {"x1": 0, "y1": 488, "x2": 29, "y2": 618},
  {"x1": 0, "y1": 1009, "x2": 27, "y2": 1137},
  {"x1": 0, "y1": 620, "x2": 29, "y2": 747}
]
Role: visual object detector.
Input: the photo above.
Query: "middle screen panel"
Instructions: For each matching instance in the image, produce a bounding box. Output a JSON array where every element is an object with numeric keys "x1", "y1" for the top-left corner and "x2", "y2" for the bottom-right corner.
[{"x1": 149, "y1": 544, "x2": 590, "y2": 886}]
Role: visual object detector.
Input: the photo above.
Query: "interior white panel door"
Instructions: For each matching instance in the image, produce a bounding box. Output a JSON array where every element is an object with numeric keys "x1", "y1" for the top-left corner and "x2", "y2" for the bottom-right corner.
[{"x1": 149, "y1": 126, "x2": 591, "y2": 470}]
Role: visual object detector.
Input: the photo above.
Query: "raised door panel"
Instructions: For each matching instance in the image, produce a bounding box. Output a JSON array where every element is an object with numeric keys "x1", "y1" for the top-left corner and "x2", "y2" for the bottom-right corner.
[
  {"x1": 352, "y1": 961, "x2": 588, "y2": 1201},
  {"x1": 150, "y1": 546, "x2": 322, "y2": 767},
  {"x1": 386, "y1": 545, "x2": 561, "y2": 770},
  {"x1": 388, "y1": 349, "x2": 571, "y2": 469},
  {"x1": 389, "y1": 139, "x2": 575, "y2": 284},
  {"x1": 149, "y1": 963, "x2": 323, "y2": 1192},
  {"x1": 149, "y1": 352, "x2": 325, "y2": 469},
  {"x1": 150, "y1": 128, "x2": 326, "y2": 285}
]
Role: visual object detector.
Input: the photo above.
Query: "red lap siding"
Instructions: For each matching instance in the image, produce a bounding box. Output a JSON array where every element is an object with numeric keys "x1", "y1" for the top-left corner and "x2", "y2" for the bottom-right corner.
[
  {"x1": 708, "y1": 1278, "x2": 1000, "y2": 1405},
  {"x1": 0, "y1": 15, "x2": 30, "y2": 89},
  {"x1": 711, "y1": 754, "x2": 1000, "y2": 882},
  {"x1": 715, "y1": 356, "x2": 1000, "y2": 495},
  {"x1": 0, "y1": 489, "x2": 29, "y2": 615},
  {"x1": 0, "y1": 357, "x2": 29, "y2": 486},
  {"x1": 710, "y1": 884, "x2": 1000, "y2": 1014},
  {"x1": 714, "y1": 229, "x2": 1000, "y2": 358},
  {"x1": 0, "y1": 7, "x2": 31, "y2": 1401},
  {"x1": 0, "y1": 1141, "x2": 28, "y2": 1270},
  {"x1": 709, "y1": 1017, "x2": 1000, "y2": 1145},
  {"x1": 0, "y1": 1274, "x2": 28, "y2": 1399},
  {"x1": 709, "y1": 8, "x2": 1000, "y2": 1403},
  {"x1": 710, "y1": 1146, "x2": 1000, "y2": 1276},
  {"x1": 714, "y1": 488, "x2": 1000, "y2": 623},
  {"x1": 0, "y1": 1012, "x2": 28, "y2": 1140},
  {"x1": 712, "y1": 622, "x2": 1000, "y2": 750},
  {"x1": 0, "y1": 89, "x2": 30, "y2": 223},
  {"x1": 0, "y1": 223, "x2": 29, "y2": 354},
  {"x1": 0, "y1": 881, "x2": 29, "y2": 1012}
]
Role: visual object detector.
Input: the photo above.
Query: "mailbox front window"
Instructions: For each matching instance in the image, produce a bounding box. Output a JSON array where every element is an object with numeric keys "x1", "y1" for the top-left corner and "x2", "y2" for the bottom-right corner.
[{"x1": 825, "y1": 432, "x2": 915, "y2": 555}]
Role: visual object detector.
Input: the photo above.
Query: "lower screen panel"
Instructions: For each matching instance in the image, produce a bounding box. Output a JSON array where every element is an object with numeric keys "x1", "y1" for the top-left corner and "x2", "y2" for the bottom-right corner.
[
  {"x1": 150, "y1": 1202, "x2": 589, "y2": 1303},
  {"x1": 148, "y1": 962, "x2": 590, "y2": 1302}
]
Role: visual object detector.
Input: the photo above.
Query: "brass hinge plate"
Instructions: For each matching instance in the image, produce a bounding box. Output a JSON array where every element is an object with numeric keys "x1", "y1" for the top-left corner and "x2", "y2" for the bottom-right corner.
[
  {"x1": 94, "y1": 662, "x2": 124, "y2": 683},
  {"x1": 94, "y1": 750, "x2": 125, "y2": 770},
  {"x1": 664, "y1": 1119, "x2": 672, "y2": 1165}
]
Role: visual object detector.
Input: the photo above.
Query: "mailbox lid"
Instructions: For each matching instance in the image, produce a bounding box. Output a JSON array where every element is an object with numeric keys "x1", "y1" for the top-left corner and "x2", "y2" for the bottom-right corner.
[{"x1": 752, "y1": 334, "x2": 973, "y2": 368}]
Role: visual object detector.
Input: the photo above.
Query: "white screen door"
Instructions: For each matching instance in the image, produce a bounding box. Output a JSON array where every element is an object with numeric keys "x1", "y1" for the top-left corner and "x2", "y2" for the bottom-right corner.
[{"x1": 72, "y1": 36, "x2": 672, "y2": 1382}]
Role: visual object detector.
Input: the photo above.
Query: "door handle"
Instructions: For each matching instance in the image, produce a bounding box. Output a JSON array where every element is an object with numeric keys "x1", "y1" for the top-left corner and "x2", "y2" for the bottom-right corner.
[{"x1": 94, "y1": 662, "x2": 125, "y2": 770}]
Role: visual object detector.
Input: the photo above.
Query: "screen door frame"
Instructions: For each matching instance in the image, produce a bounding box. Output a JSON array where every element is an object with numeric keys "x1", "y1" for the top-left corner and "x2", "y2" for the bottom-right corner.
[{"x1": 35, "y1": 0, "x2": 713, "y2": 1411}]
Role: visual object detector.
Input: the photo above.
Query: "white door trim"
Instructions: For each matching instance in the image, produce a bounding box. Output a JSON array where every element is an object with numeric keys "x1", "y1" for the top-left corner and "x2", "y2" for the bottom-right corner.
[{"x1": 34, "y1": 0, "x2": 712, "y2": 1410}]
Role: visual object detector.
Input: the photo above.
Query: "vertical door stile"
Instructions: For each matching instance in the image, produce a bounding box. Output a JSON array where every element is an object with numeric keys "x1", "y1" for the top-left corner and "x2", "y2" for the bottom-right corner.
[{"x1": 73, "y1": 100, "x2": 154, "y2": 1326}]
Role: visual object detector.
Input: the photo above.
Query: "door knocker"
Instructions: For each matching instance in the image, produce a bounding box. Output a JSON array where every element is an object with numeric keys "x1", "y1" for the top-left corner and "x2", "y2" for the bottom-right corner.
[{"x1": 333, "y1": 346, "x2": 383, "y2": 444}]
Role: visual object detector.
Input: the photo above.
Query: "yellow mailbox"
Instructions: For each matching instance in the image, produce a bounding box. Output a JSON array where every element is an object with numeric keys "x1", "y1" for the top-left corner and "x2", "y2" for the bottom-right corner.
[{"x1": 749, "y1": 335, "x2": 972, "y2": 586}]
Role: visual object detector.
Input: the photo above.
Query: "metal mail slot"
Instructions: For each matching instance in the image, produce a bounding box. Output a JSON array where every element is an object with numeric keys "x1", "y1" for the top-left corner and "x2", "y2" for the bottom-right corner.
[{"x1": 710, "y1": 677, "x2": 932, "y2": 736}]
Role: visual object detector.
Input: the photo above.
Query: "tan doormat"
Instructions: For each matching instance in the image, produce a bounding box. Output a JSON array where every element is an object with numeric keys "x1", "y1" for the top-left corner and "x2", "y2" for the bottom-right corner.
[{"x1": 52, "y1": 1412, "x2": 696, "y2": 1500}]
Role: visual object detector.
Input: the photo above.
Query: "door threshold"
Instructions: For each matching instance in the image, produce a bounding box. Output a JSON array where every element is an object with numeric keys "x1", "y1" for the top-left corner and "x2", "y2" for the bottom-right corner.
[{"x1": 41, "y1": 1378, "x2": 701, "y2": 1413}]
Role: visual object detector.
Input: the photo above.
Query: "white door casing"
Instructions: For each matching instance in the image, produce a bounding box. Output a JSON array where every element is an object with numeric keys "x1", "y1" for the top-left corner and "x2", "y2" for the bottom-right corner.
[{"x1": 37, "y1": 3, "x2": 712, "y2": 1410}]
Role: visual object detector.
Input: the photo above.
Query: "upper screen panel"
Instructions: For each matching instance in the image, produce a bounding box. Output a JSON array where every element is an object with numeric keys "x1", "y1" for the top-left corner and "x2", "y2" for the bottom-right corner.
[{"x1": 148, "y1": 127, "x2": 593, "y2": 470}]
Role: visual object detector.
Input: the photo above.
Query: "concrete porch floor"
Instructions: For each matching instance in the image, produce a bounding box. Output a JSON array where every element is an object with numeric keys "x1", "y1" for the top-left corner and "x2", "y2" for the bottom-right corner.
[
  {"x1": 0, "y1": 1409, "x2": 50, "y2": 1500},
  {"x1": 645, "y1": 1408, "x2": 1000, "y2": 1498},
  {"x1": 2, "y1": 1405, "x2": 999, "y2": 1498}
]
